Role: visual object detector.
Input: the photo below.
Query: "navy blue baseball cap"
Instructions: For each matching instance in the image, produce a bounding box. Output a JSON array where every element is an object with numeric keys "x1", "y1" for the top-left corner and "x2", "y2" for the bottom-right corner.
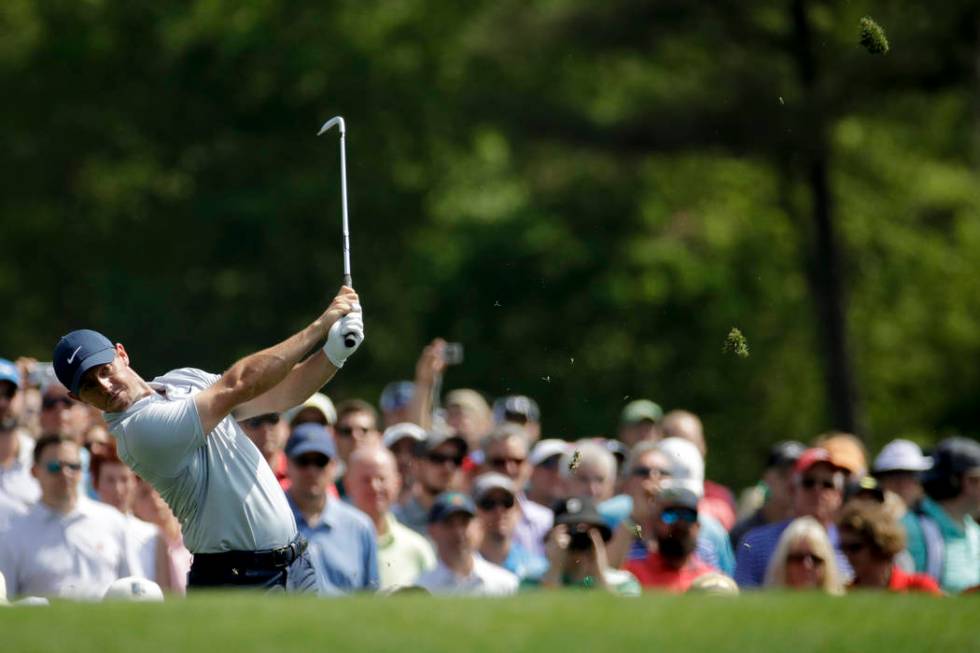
[
  {"x1": 53, "y1": 330, "x2": 117, "y2": 395},
  {"x1": 428, "y1": 491, "x2": 476, "y2": 524},
  {"x1": 285, "y1": 423, "x2": 337, "y2": 460},
  {"x1": 0, "y1": 358, "x2": 19, "y2": 388}
]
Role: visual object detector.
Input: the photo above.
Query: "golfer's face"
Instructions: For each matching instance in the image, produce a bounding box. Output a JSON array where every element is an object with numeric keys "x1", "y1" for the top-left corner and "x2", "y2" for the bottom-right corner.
[{"x1": 77, "y1": 350, "x2": 134, "y2": 412}]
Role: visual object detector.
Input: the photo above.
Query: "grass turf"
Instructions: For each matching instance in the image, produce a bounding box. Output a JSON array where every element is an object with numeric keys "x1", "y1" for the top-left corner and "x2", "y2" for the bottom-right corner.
[{"x1": 2, "y1": 592, "x2": 975, "y2": 653}]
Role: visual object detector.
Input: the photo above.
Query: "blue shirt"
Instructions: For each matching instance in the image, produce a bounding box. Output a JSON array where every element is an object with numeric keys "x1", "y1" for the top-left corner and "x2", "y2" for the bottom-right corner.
[
  {"x1": 289, "y1": 495, "x2": 379, "y2": 595},
  {"x1": 598, "y1": 494, "x2": 735, "y2": 575},
  {"x1": 733, "y1": 518, "x2": 852, "y2": 588},
  {"x1": 499, "y1": 543, "x2": 548, "y2": 581}
]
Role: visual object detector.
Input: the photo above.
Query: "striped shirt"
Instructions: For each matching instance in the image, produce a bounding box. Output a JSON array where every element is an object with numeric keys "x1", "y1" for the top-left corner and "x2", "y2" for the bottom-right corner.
[{"x1": 734, "y1": 518, "x2": 852, "y2": 588}]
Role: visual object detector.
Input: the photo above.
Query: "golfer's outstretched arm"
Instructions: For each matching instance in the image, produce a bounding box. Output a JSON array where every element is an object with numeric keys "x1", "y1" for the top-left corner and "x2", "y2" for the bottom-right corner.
[{"x1": 194, "y1": 287, "x2": 359, "y2": 434}]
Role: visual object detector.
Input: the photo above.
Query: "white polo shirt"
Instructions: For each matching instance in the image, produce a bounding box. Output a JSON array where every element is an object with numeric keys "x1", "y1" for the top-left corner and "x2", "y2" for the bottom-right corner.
[
  {"x1": 0, "y1": 431, "x2": 40, "y2": 507},
  {"x1": 104, "y1": 368, "x2": 296, "y2": 554},
  {"x1": 0, "y1": 497, "x2": 133, "y2": 600},
  {"x1": 0, "y1": 491, "x2": 27, "y2": 532},
  {"x1": 416, "y1": 554, "x2": 518, "y2": 596}
]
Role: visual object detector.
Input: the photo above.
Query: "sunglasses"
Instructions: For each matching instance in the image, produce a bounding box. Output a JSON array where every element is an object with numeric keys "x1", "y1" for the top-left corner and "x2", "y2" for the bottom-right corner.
[
  {"x1": 245, "y1": 415, "x2": 279, "y2": 428},
  {"x1": 294, "y1": 454, "x2": 330, "y2": 469},
  {"x1": 477, "y1": 496, "x2": 516, "y2": 511},
  {"x1": 631, "y1": 465, "x2": 671, "y2": 479},
  {"x1": 489, "y1": 456, "x2": 526, "y2": 469},
  {"x1": 787, "y1": 552, "x2": 824, "y2": 566},
  {"x1": 42, "y1": 397, "x2": 74, "y2": 410},
  {"x1": 428, "y1": 452, "x2": 464, "y2": 467},
  {"x1": 660, "y1": 507, "x2": 698, "y2": 525},
  {"x1": 45, "y1": 460, "x2": 83, "y2": 474},
  {"x1": 801, "y1": 476, "x2": 839, "y2": 490}
]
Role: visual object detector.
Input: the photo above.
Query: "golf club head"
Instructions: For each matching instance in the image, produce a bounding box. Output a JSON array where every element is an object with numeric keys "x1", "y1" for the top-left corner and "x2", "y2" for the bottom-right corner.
[{"x1": 318, "y1": 116, "x2": 346, "y2": 136}]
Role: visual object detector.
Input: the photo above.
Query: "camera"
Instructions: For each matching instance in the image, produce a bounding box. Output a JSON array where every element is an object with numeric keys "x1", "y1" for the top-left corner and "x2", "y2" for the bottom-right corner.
[
  {"x1": 442, "y1": 342, "x2": 464, "y2": 366},
  {"x1": 568, "y1": 528, "x2": 594, "y2": 551}
]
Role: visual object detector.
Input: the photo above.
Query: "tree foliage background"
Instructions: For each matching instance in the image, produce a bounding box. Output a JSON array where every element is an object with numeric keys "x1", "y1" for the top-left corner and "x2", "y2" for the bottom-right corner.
[{"x1": 2, "y1": 0, "x2": 978, "y2": 487}]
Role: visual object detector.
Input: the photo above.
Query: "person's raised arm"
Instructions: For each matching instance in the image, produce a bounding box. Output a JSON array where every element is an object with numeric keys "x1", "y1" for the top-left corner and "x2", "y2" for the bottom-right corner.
[
  {"x1": 404, "y1": 339, "x2": 447, "y2": 430},
  {"x1": 195, "y1": 287, "x2": 361, "y2": 434}
]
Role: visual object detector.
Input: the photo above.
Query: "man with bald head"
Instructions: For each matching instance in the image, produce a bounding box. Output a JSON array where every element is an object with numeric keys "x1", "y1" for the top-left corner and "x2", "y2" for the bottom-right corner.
[
  {"x1": 347, "y1": 446, "x2": 435, "y2": 589},
  {"x1": 661, "y1": 409, "x2": 736, "y2": 530}
]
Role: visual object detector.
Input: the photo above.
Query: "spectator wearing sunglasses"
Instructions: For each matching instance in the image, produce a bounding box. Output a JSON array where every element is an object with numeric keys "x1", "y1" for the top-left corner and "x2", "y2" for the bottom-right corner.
[
  {"x1": 240, "y1": 412, "x2": 290, "y2": 490},
  {"x1": 625, "y1": 482, "x2": 717, "y2": 592},
  {"x1": 531, "y1": 496, "x2": 640, "y2": 596},
  {"x1": 473, "y1": 473, "x2": 546, "y2": 581},
  {"x1": 838, "y1": 501, "x2": 941, "y2": 595},
  {"x1": 0, "y1": 434, "x2": 135, "y2": 600},
  {"x1": 763, "y1": 516, "x2": 844, "y2": 594},
  {"x1": 735, "y1": 447, "x2": 852, "y2": 588},
  {"x1": 284, "y1": 424, "x2": 379, "y2": 595},
  {"x1": 481, "y1": 425, "x2": 553, "y2": 557},
  {"x1": 0, "y1": 359, "x2": 40, "y2": 506},
  {"x1": 526, "y1": 439, "x2": 569, "y2": 509},
  {"x1": 393, "y1": 430, "x2": 468, "y2": 535}
]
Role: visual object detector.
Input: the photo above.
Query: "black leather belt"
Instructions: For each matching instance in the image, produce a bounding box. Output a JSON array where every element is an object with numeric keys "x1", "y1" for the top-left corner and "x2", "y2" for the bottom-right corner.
[{"x1": 193, "y1": 536, "x2": 308, "y2": 571}]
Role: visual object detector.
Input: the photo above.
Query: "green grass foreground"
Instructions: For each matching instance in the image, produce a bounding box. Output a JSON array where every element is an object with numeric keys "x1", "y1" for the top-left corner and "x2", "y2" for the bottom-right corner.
[{"x1": 2, "y1": 592, "x2": 975, "y2": 653}]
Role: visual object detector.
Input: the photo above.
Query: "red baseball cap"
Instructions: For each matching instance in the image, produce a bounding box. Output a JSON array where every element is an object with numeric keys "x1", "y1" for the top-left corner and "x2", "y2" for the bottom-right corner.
[{"x1": 794, "y1": 447, "x2": 837, "y2": 475}]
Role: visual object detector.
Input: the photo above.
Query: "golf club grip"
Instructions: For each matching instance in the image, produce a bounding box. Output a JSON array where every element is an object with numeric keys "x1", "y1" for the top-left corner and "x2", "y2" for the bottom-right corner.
[{"x1": 344, "y1": 333, "x2": 356, "y2": 348}]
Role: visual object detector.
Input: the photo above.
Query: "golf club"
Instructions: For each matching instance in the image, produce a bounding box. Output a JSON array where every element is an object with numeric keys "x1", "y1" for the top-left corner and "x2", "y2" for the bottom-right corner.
[{"x1": 318, "y1": 115, "x2": 357, "y2": 347}]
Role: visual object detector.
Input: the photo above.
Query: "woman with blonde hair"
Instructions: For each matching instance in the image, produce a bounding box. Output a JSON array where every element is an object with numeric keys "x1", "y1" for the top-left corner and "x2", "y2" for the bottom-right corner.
[{"x1": 764, "y1": 516, "x2": 844, "y2": 594}]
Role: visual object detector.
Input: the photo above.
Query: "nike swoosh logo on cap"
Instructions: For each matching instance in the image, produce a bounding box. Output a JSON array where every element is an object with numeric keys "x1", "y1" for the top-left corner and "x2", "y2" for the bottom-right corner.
[{"x1": 66, "y1": 346, "x2": 83, "y2": 364}]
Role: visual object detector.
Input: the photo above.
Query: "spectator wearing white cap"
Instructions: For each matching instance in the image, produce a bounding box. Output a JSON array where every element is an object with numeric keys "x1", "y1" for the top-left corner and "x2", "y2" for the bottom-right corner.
[
  {"x1": 346, "y1": 446, "x2": 435, "y2": 589},
  {"x1": 872, "y1": 439, "x2": 932, "y2": 511},
  {"x1": 473, "y1": 473, "x2": 547, "y2": 581},
  {"x1": 0, "y1": 434, "x2": 135, "y2": 600},
  {"x1": 617, "y1": 400, "x2": 663, "y2": 449},
  {"x1": 383, "y1": 422, "x2": 427, "y2": 504},
  {"x1": 416, "y1": 491, "x2": 518, "y2": 596},
  {"x1": 526, "y1": 439, "x2": 569, "y2": 509},
  {"x1": 481, "y1": 425, "x2": 553, "y2": 558},
  {"x1": 657, "y1": 437, "x2": 735, "y2": 576},
  {"x1": 0, "y1": 358, "x2": 40, "y2": 506},
  {"x1": 283, "y1": 392, "x2": 337, "y2": 429},
  {"x1": 661, "y1": 409, "x2": 736, "y2": 530},
  {"x1": 492, "y1": 395, "x2": 541, "y2": 444}
]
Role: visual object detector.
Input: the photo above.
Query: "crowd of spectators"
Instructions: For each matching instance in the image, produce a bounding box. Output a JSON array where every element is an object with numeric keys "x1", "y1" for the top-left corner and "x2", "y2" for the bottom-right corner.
[{"x1": 1, "y1": 344, "x2": 978, "y2": 602}]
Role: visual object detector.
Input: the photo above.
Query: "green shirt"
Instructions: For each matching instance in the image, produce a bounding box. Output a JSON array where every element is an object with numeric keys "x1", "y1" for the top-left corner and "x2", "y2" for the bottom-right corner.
[
  {"x1": 904, "y1": 497, "x2": 980, "y2": 594},
  {"x1": 521, "y1": 567, "x2": 641, "y2": 597},
  {"x1": 377, "y1": 513, "x2": 436, "y2": 589}
]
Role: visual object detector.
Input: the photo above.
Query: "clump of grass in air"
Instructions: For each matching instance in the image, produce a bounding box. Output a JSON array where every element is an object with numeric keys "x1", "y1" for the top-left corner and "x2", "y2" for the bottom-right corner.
[
  {"x1": 723, "y1": 328, "x2": 749, "y2": 358},
  {"x1": 569, "y1": 450, "x2": 582, "y2": 471},
  {"x1": 860, "y1": 17, "x2": 889, "y2": 54}
]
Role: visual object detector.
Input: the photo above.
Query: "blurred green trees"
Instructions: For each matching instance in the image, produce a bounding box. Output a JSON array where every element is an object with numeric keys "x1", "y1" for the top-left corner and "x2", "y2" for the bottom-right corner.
[{"x1": 2, "y1": 1, "x2": 978, "y2": 486}]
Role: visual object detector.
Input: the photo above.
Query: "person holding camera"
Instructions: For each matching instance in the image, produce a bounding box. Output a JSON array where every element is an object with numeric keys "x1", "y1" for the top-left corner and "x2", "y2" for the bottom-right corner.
[{"x1": 531, "y1": 497, "x2": 640, "y2": 596}]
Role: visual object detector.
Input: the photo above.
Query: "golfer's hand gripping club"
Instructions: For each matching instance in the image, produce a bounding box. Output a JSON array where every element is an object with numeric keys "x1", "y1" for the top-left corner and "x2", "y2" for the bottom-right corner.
[{"x1": 323, "y1": 302, "x2": 364, "y2": 368}]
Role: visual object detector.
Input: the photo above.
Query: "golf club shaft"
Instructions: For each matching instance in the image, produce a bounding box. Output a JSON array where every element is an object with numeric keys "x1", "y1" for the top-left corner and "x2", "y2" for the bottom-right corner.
[{"x1": 338, "y1": 127, "x2": 352, "y2": 288}]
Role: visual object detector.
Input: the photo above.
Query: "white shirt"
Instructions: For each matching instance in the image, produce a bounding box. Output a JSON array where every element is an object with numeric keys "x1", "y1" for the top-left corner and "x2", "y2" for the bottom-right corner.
[
  {"x1": 104, "y1": 368, "x2": 296, "y2": 554},
  {"x1": 416, "y1": 554, "x2": 518, "y2": 596},
  {"x1": 0, "y1": 491, "x2": 27, "y2": 532},
  {"x1": 121, "y1": 512, "x2": 160, "y2": 581},
  {"x1": 0, "y1": 497, "x2": 134, "y2": 600},
  {"x1": 0, "y1": 431, "x2": 40, "y2": 506}
]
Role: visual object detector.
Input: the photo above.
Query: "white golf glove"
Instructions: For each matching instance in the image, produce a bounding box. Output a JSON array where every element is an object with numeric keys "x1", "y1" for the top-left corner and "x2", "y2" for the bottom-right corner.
[{"x1": 323, "y1": 303, "x2": 364, "y2": 368}]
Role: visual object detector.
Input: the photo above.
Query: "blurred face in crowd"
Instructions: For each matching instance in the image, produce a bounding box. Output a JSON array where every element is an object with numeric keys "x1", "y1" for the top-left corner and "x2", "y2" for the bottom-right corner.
[
  {"x1": 476, "y1": 489, "x2": 519, "y2": 544},
  {"x1": 96, "y1": 460, "x2": 137, "y2": 513},
  {"x1": 565, "y1": 459, "x2": 616, "y2": 503},
  {"x1": 429, "y1": 512, "x2": 479, "y2": 565},
  {"x1": 446, "y1": 404, "x2": 489, "y2": 448},
  {"x1": 388, "y1": 438, "x2": 419, "y2": 492},
  {"x1": 874, "y1": 471, "x2": 923, "y2": 508},
  {"x1": 287, "y1": 451, "x2": 336, "y2": 503},
  {"x1": 83, "y1": 424, "x2": 112, "y2": 457},
  {"x1": 527, "y1": 455, "x2": 564, "y2": 507},
  {"x1": 0, "y1": 380, "x2": 16, "y2": 428},
  {"x1": 839, "y1": 528, "x2": 891, "y2": 588},
  {"x1": 626, "y1": 450, "x2": 672, "y2": 520},
  {"x1": 335, "y1": 410, "x2": 380, "y2": 463},
  {"x1": 963, "y1": 468, "x2": 980, "y2": 513},
  {"x1": 661, "y1": 411, "x2": 706, "y2": 457},
  {"x1": 240, "y1": 414, "x2": 285, "y2": 463},
  {"x1": 347, "y1": 447, "x2": 400, "y2": 522},
  {"x1": 40, "y1": 384, "x2": 89, "y2": 441},
  {"x1": 763, "y1": 464, "x2": 797, "y2": 513},
  {"x1": 784, "y1": 538, "x2": 826, "y2": 590},
  {"x1": 792, "y1": 462, "x2": 844, "y2": 523},
  {"x1": 618, "y1": 420, "x2": 659, "y2": 449},
  {"x1": 33, "y1": 440, "x2": 82, "y2": 509},
  {"x1": 419, "y1": 441, "x2": 464, "y2": 494},
  {"x1": 485, "y1": 436, "x2": 530, "y2": 487},
  {"x1": 652, "y1": 503, "x2": 700, "y2": 563},
  {"x1": 291, "y1": 407, "x2": 330, "y2": 428}
]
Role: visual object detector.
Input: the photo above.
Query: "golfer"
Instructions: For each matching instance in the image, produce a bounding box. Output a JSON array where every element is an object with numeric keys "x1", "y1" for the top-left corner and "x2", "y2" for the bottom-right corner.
[{"x1": 51, "y1": 287, "x2": 364, "y2": 592}]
